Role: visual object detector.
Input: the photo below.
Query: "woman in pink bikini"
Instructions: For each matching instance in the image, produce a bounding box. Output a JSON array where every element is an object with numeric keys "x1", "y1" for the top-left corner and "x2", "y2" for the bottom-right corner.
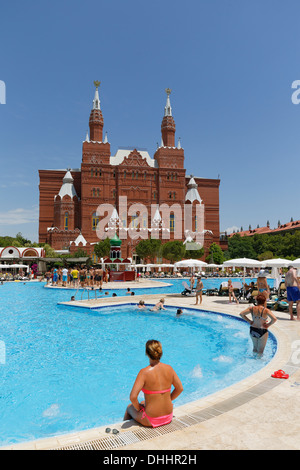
[{"x1": 123, "y1": 340, "x2": 183, "y2": 428}]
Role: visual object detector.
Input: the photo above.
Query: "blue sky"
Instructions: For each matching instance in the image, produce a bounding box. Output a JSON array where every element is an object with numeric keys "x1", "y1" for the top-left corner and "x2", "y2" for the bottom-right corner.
[{"x1": 0, "y1": 0, "x2": 300, "y2": 242}]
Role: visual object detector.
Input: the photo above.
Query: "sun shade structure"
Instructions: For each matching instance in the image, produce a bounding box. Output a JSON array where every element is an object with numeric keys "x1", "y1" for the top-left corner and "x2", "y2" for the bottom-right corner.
[
  {"x1": 260, "y1": 258, "x2": 292, "y2": 268},
  {"x1": 223, "y1": 258, "x2": 262, "y2": 268},
  {"x1": 174, "y1": 259, "x2": 207, "y2": 268}
]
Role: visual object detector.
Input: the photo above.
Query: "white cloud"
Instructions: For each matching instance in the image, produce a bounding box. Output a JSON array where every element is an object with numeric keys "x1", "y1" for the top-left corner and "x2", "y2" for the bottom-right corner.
[
  {"x1": 0, "y1": 206, "x2": 39, "y2": 226},
  {"x1": 223, "y1": 225, "x2": 239, "y2": 234}
]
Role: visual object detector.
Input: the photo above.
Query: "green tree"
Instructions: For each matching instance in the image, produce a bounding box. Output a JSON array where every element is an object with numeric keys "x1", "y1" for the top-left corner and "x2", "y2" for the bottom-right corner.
[
  {"x1": 94, "y1": 238, "x2": 111, "y2": 259},
  {"x1": 206, "y1": 242, "x2": 225, "y2": 264},
  {"x1": 15, "y1": 232, "x2": 31, "y2": 246},
  {"x1": 162, "y1": 241, "x2": 186, "y2": 263},
  {"x1": 228, "y1": 234, "x2": 257, "y2": 259},
  {"x1": 135, "y1": 239, "x2": 162, "y2": 263},
  {"x1": 257, "y1": 251, "x2": 274, "y2": 261},
  {"x1": 42, "y1": 243, "x2": 57, "y2": 257},
  {"x1": 185, "y1": 244, "x2": 204, "y2": 259}
]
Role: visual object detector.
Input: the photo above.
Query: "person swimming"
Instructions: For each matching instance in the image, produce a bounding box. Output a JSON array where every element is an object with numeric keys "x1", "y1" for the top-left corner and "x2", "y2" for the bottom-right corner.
[{"x1": 150, "y1": 299, "x2": 166, "y2": 311}]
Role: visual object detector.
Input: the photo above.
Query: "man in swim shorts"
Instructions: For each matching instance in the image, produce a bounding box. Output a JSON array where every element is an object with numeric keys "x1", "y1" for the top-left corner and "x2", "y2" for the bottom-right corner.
[
  {"x1": 71, "y1": 267, "x2": 79, "y2": 287},
  {"x1": 285, "y1": 266, "x2": 300, "y2": 320}
]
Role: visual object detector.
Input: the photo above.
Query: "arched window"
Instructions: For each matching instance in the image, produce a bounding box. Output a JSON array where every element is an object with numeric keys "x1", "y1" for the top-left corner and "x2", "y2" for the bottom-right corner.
[
  {"x1": 170, "y1": 213, "x2": 175, "y2": 232},
  {"x1": 92, "y1": 188, "x2": 96, "y2": 197},
  {"x1": 142, "y1": 213, "x2": 148, "y2": 228},
  {"x1": 97, "y1": 188, "x2": 100, "y2": 197},
  {"x1": 195, "y1": 215, "x2": 198, "y2": 231},
  {"x1": 121, "y1": 213, "x2": 127, "y2": 228},
  {"x1": 64, "y1": 212, "x2": 69, "y2": 230},
  {"x1": 91, "y1": 168, "x2": 94, "y2": 177},
  {"x1": 131, "y1": 214, "x2": 139, "y2": 228},
  {"x1": 92, "y1": 212, "x2": 99, "y2": 231}
]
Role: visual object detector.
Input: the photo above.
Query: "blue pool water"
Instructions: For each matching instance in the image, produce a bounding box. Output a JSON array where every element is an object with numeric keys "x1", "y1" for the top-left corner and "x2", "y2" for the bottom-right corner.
[{"x1": 0, "y1": 280, "x2": 276, "y2": 446}]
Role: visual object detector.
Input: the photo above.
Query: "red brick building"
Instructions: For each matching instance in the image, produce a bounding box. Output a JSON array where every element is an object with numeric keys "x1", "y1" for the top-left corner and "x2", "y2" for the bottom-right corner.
[
  {"x1": 229, "y1": 219, "x2": 300, "y2": 238},
  {"x1": 39, "y1": 84, "x2": 221, "y2": 260}
]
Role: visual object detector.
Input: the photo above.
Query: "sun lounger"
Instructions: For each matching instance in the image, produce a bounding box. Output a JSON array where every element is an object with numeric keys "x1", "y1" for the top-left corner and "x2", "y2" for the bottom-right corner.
[{"x1": 181, "y1": 281, "x2": 196, "y2": 296}]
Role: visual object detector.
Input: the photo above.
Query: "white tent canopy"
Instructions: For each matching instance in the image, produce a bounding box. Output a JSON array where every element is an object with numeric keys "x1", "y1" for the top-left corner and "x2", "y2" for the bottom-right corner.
[
  {"x1": 0, "y1": 263, "x2": 29, "y2": 269},
  {"x1": 174, "y1": 259, "x2": 207, "y2": 268},
  {"x1": 260, "y1": 258, "x2": 291, "y2": 268},
  {"x1": 291, "y1": 258, "x2": 300, "y2": 267},
  {"x1": 0, "y1": 263, "x2": 29, "y2": 272},
  {"x1": 223, "y1": 258, "x2": 262, "y2": 268}
]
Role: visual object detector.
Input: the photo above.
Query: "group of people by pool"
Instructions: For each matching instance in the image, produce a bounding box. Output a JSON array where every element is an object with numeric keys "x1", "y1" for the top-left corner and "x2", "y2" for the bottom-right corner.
[{"x1": 45, "y1": 266, "x2": 110, "y2": 288}]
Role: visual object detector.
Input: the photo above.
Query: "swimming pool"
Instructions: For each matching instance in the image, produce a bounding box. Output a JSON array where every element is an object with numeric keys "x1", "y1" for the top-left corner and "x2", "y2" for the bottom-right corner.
[{"x1": 0, "y1": 282, "x2": 276, "y2": 446}]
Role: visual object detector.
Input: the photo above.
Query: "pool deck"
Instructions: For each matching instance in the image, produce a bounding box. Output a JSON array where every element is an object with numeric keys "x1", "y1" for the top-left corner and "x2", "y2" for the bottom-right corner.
[{"x1": 2, "y1": 287, "x2": 300, "y2": 451}]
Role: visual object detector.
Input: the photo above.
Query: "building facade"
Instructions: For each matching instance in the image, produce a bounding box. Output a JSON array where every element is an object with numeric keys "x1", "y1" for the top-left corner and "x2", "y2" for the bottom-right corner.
[{"x1": 39, "y1": 84, "x2": 220, "y2": 260}]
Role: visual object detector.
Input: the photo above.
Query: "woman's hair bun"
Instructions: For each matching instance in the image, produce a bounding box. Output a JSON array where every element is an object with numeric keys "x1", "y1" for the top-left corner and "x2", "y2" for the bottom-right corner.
[{"x1": 145, "y1": 340, "x2": 163, "y2": 360}]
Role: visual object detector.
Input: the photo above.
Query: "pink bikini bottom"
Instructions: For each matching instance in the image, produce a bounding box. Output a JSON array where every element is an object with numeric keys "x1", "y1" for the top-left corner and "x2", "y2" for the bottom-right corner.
[{"x1": 141, "y1": 407, "x2": 173, "y2": 428}]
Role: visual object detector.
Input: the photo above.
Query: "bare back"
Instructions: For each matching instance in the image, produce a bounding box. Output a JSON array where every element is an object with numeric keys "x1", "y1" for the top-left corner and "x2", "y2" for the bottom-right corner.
[
  {"x1": 141, "y1": 363, "x2": 176, "y2": 417},
  {"x1": 285, "y1": 269, "x2": 297, "y2": 287}
]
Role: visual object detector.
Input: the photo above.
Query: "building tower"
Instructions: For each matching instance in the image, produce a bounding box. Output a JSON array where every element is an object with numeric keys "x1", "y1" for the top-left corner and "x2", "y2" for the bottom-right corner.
[
  {"x1": 89, "y1": 80, "x2": 104, "y2": 142},
  {"x1": 154, "y1": 88, "x2": 185, "y2": 169},
  {"x1": 81, "y1": 82, "x2": 112, "y2": 241}
]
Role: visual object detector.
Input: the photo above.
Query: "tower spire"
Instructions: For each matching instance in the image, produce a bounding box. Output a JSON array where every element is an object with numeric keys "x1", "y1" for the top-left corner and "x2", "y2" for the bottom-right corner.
[
  {"x1": 89, "y1": 81, "x2": 104, "y2": 142},
  {"x1": 164, "y1": 88, "x2": 172, "y2": 116},
  {"x1": 93, "y1": 80, "x2": 101, "y2": 110},
  {"x1": 161, "y1": 88, "x2": 175, "y2": 147}
]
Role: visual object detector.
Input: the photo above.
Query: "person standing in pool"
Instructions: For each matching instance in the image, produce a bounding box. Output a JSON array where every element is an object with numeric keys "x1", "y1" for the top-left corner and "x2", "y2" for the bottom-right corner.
[
  {"x1": 123, "y1": 340, "x2": 183, "y2": 428},
  {"x1": 239, "y1": 293, "x2": 277, "y2": 356}
]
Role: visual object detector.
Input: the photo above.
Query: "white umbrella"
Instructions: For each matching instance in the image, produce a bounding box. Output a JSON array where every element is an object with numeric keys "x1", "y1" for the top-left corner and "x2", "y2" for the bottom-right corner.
[
  {"x1": 4, "y1": 263, "x2": 29, "y2": 270},
  {"x1": 174, "y1": 259, "x2": 207, "y2": 268},
  {"x1": 223, "y1": 258, "x2": 262, "y2": 294},
  {"x1": 291, "y1": 258, "x2": 300, "y2": 267},
  {"x1": 223, "y1": 258, "x2": 262, "y2": 268},
  {"x1": 174, "y1": 259, "x2": 207, "y2": 273},
  {"x1": 260, "y1": 258, "x2": 291, "y2": 268}
]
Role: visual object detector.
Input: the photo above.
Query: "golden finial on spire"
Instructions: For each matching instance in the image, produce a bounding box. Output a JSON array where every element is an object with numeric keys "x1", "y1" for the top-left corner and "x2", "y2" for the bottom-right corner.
[
  {"x1": 94, "y1": 80, "x2": 101, "y2": 89},
  {"x1": 165, "y1": 88, "x2": 172, "y2": 96}
]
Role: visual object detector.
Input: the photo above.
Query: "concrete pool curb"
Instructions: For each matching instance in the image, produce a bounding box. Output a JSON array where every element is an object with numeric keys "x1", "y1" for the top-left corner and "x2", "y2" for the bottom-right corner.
[{"x1": 2, "y1": 293, "x2": 300, "y2": 450}]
